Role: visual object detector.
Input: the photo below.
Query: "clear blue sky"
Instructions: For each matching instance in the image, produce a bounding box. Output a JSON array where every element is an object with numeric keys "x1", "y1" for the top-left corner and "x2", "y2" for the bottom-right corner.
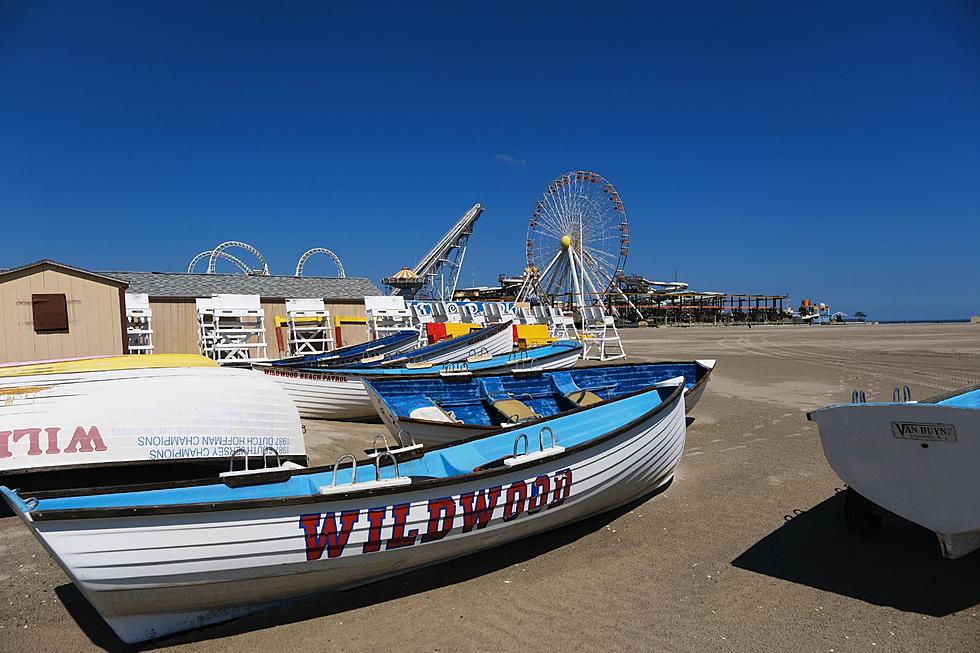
[{"x1": 2, "y1": 2, "x2": 978, "y2": 320}]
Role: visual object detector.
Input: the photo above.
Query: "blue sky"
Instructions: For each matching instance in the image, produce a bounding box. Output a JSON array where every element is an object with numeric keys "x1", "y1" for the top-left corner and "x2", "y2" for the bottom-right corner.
[{"x1": 1, "y1": 2, "x2": 977, "y2": 320}]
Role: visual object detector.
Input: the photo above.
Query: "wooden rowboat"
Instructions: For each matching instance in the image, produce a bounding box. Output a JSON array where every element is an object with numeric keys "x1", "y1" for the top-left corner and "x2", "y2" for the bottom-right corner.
[
  {"x1": 364, "y1": 360, "x2": 715, "y2": 446},
  {"x1": 1, "y1": 376, "x2": 686, "y2": 643},
  {"x1": 269, "y1": 330, "x2": 420, "y2": 368},
  {"x1": 255, "y1": 340, "x2": 582, "y2": 420}
]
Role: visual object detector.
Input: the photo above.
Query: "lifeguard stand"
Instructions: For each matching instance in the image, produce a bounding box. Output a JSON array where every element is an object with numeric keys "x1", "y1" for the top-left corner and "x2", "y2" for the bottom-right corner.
[
  {"x1": 365, "y1": 296, "x2": 416, "y2": 340},
  {"x1": 459, "y1": 303, "x2": 487, "y2": 327},
  {"x1": 485, "y1": 302, "x2": 517, "y2": 325},
  {"x1": 125, "y1": 292, "x2": 154, "y2": 354},
  {"x1": 285, "y1": 298, "x2": 334, "y2": 355},
  {"x1": 579, "y1": 306, "x2": 625, "y2": 361},
  {"x1": 533, "y1": 305, "x2": 576, "y2": 340},
  {"x1": 196, "y1": 294, "x2": 268, "y2": 362}
]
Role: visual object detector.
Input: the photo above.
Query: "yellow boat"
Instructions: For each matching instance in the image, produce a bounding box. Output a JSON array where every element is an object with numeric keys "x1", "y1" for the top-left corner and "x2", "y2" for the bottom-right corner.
[{"x1": 0, "y1": 354, "x2": 217, "y2": 379}]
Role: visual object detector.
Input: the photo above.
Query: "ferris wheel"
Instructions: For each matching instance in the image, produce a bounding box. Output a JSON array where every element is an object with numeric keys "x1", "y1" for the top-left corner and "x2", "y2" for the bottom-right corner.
[{"x1": 524, "y1": 171, "x2": 629, "y2": 311}]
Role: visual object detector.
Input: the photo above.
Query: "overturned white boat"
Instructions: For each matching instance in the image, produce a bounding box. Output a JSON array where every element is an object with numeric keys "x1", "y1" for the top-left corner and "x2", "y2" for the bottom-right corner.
[
  {"x1": 2, "y1": 377, "x2": 686, "y2": 643},
  {"x1": 0, "y1": 355, "x2": 305, "y2": 478},
  {"x1": 808, "y1": 384, "x2": 980, "y2": 559}
]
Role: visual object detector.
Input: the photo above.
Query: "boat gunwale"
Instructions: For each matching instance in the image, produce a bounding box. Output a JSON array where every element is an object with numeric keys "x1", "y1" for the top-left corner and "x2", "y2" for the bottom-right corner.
[
  {"x1": 921, "y1": 383, "x2": 980, "y2": 405},
  {"x1": 19, "y1": 382, "x2": 684, "y2": 521},
  {"x1": 367, "y1": 359, "x2": 714, "y2": 432},
  {"x1": 283, "y1": 340, "x2": 581, "y2": 379},
  {"x1": 366, "y1": 319, "x2": 513, "y2": 367},
  {"x1": 0, "y1": 455, "x2": 310, "y2": 479},
  {"x1": 262, "y1": 330, "x2": 420, "y2": 368}
]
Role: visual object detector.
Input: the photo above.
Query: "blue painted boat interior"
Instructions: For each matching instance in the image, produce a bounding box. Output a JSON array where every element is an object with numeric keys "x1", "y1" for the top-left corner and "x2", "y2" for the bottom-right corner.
[
  {"x1": 272, "y1": 330, "x2": 417, "y2": 366},
  {"x1": 11, "y1": 384, "x2": 677, "y2": 512},
  {"x1": 317, "y1": 341, "x2": 580, "y2": 377},
  {"x1": 937, "y1": 387, "x2": 980, "y2": 408},
  {"x1": 367, "y1": 363, "x2": 702, "y2": 425}
]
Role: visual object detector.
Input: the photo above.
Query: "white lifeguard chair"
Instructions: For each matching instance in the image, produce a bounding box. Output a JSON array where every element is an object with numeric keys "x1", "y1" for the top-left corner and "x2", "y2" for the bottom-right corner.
[
  {"x1": 514, "y1": 303, "x2": 537, "y2": 325},
  {"x1": 285, "y1": 298, "x2": 334, "y2": 355},
  {"x1": 432, "y1": 301, "x2": 463, "y2": 323},
  {"x1": 408, "y1": 301, "x2": 434, "y2": 327},
  {"x1": 579, "y1": 306, "x2": 625, "y2": 361},
  {"x1": 534, "y1": 305, "x2": 576, "y2": 341},
  {"x1": 459, "y1": 303, "x2": 487, "y2": 327},
  {"x1": 365, "y1": 296, "x2": 416, "y2": 340},
  {"x1": 485, "y1": 302, "x2": 517, "y2": 325},
  {"x1": 195, "y1": 297, "x2": 217, "y2": 358},
  {"x1": 125, "y1": 292, "x2": 154, "y2": 355},
  {"x1": 196, "y1": 294, "x2": 268, "y2": 363}
]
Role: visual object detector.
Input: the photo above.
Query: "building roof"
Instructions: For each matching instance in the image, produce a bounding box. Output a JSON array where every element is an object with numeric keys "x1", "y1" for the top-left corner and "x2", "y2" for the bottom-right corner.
[
  {"x1": 0, "y1": 260, "x2": 128, "y2": 287},
  {"x1": 389, "y1": 267, "x2": 419, "y2": 280},
  {"x1": 101, "y1": 270, "x2": 381, "y2": 300}
]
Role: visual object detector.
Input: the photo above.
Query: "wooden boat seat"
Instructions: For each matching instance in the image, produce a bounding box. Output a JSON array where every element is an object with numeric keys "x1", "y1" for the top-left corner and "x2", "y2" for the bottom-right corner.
[
  {"x1": 491, "y1": 398, "x2": 538, "y2": 422},
  {"x1": 566, "y1": 389, "x2": 603, "y2": 407},
  {"x1": 550, "y1": 372, "x2": 605, "y2": 408},
  {"x1": 478, "y1": 377, "x2": 539, "y2": 423}
]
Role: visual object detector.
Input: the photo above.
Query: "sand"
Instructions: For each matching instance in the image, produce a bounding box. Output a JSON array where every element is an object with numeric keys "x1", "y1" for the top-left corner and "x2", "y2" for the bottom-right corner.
[{"x1": 1, "y1": 323, "x2": 978, "y2": 651}]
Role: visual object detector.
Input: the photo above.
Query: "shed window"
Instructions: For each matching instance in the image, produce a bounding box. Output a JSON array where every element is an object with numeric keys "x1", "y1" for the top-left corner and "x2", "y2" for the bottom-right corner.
[{"x1": 32, "y1": 294, "x2": 69, "y2": 332}]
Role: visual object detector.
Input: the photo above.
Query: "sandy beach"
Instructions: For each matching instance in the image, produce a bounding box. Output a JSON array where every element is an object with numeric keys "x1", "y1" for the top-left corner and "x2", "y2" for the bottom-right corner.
[{"x1": 1, "y1": 323, "x2": 978, "y2": 651}]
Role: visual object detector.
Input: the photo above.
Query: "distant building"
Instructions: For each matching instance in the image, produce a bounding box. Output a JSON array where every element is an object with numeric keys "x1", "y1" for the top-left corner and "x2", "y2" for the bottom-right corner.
[{"x1": 0, "y1": 259, "x2": 380, "y2": 363}]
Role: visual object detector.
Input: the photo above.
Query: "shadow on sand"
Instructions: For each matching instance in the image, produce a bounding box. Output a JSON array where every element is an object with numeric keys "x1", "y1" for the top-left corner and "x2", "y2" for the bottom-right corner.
[
  {"x1": 732, "y1": 491, "x2": 980, "y2": 616},
  {"x1": 56, "y1": 480, "x2": 673, "y2": 652}
]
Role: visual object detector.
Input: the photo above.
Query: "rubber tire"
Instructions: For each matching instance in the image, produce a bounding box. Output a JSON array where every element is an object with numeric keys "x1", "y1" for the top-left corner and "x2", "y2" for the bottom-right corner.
[{"x1": 844, "y1": 487, "x2": 882, "y2": 536}]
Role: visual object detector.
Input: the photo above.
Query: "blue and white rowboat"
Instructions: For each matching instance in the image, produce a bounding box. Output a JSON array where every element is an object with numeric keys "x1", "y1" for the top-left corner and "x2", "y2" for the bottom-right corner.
[
  {"x1": 1, "y1": 376, "x2": 687, "y2": 643},
  {"x1": 258, "y1": 340, "x2": 582, "y2": 420},
  {"x1": 364, "y1": 360, "x2": 716, "y2": 446}
]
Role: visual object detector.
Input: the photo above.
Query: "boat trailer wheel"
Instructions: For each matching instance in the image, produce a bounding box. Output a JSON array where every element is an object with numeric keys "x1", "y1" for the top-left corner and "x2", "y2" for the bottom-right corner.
[{"x1": 844, "y1": 487, "x2": 882, "y2": 536}]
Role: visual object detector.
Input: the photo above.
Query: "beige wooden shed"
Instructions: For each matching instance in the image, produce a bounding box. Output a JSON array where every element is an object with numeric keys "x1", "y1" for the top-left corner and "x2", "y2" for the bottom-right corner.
[{"x1": 0, "y1": 260, "x2": 128, "y2": 363}]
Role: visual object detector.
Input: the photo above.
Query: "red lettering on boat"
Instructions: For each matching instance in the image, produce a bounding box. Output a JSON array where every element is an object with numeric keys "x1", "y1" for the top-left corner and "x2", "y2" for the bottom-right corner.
[
  {"x1": 458, "y1": 486, "x2": 501, "y2": 532},
  {"x1": 550, "y1": 468, "x2": 572, "y2": 508},
  {"x1": 386, "y1": 503, "x2": 419, "y2": 549},
  {"x1": 527, "y1": 475, "x2": 550, "y2": 514},
  {"x1": 299, "y1": 510, "x2": 360, "y2": 561},
  {"x1": 363, "y1": 507, "x2": 386, "y2": 553},
  {"x1": 420, "y1": 497, "x2": 456, "y2": 543},
  {"x1": 12, "y1": 428, "x2": 43, "y2": 456},
  {"x1": 64, "y1": 426, "x2": 108, "y2": 454},
  {"x1": 503, "y1": 481, "x2": 527, "y2": 521}
]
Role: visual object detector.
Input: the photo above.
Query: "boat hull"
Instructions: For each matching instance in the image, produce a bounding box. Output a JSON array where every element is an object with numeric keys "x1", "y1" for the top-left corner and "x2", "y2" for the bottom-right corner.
[
  {"x1": 6, "y1": 385, "x2": 686, "y2": 643},
  {"x1": 260, "y1": 343, "x2": 581, "y2": 421},
  {"x1": 268, "y1": 330, "x2": 420, "y2": 369},
  {"x1": 368, "y1": 360, "x2": 714, "y2": 447},
  {"x1": 0, "y1": 367, "x2": 305, "y2": 475},
  {"x1": 373, "y1": 320, "x2": 514, "y2": 367},
  {"x1": 808, "y1": 401, "x2": 980, "y2": 558},
  {"x1": 255, "y1": 368, "x2": 375, "y2": 420}
]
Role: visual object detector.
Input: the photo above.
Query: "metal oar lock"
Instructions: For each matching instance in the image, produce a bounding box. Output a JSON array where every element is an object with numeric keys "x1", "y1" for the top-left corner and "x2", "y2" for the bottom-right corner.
[
  {"x1": 220, "y1": 446, "x2": 297, "y2": 487},
  {"x1": 319, "y1": 448, "x2": 412, "y2": 496},
  {"x1": 365, "y1": 430, "x2": 424, "y2": 461},
  {"x1": 892, "y1": 385, "x2": 913, "y2": 403},
  {"x1": 504, "y1": 425, "x2": 565, "y2": 467}
]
